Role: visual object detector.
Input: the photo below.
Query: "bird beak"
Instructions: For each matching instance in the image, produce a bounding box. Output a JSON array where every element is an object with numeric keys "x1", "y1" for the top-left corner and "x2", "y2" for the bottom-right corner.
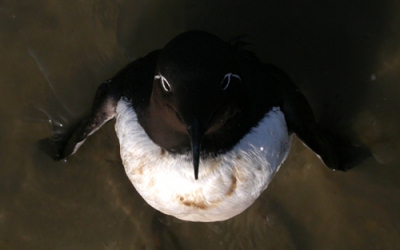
[{"x1": 187, "y1": 119, "x2": 203, "y2": 180}]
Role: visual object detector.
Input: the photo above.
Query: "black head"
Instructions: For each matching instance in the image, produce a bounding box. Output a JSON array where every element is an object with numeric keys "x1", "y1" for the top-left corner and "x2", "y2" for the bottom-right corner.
[{"x1": 150, "y1": 30, "x2": 246, "y2": 179}]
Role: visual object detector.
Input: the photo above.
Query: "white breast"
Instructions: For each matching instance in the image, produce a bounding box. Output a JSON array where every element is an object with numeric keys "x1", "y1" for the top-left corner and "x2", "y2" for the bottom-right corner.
[{"x1": 115, "y1": 99, "x2": 291, "y2": 222}]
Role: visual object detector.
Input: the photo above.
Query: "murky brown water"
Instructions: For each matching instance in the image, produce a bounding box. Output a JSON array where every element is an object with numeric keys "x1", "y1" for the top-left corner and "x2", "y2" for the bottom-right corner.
[{"x1": 1, "y1": 0, "x2": 399, "y2": 249}]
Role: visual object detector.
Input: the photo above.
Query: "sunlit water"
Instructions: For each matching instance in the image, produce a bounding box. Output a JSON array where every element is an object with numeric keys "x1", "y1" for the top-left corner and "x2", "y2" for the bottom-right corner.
[{"x1": 1, "y1": 0, "x2": 399, "y2": 249}]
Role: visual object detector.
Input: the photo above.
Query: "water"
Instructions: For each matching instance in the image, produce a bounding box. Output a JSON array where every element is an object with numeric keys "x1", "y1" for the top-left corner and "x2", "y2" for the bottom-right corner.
[{"x1": 1, "y1": 0, "x2": 399, "y2": 249}]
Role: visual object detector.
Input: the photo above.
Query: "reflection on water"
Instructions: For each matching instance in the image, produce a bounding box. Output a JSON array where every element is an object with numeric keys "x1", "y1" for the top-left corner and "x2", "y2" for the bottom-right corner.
[{"x1": 1, "y1": 0, "x2": 399, "y2": 249}]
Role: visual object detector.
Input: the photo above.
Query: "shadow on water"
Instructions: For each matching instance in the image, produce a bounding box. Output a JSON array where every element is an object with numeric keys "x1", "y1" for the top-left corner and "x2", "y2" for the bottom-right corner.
[
  {"x1": 0, "y1": 0, "x2": 400, "y2": 249},
  {"x1": 192, "y1": 1, "x2": 390, "y2": 140}
]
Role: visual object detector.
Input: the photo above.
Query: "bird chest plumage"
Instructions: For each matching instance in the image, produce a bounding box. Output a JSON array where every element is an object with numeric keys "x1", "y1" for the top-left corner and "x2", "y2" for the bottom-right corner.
[{"x1": 115, "y1": 99, "x2": 291, "y2": 222}]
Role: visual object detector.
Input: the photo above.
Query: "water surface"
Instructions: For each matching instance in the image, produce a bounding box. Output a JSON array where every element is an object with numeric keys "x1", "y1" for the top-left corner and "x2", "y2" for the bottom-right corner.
[{"x1": 0, "y1": 0, "x2": 399, "y2": 249}]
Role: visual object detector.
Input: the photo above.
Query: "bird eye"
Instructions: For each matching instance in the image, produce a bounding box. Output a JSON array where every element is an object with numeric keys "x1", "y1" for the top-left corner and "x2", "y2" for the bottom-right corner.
[
  {"x1": 155, "y1": 75, "x2": 171, "y2": 92},
  {"x1": 221, "y1": 73, "x2": 241, "y2": 90}
]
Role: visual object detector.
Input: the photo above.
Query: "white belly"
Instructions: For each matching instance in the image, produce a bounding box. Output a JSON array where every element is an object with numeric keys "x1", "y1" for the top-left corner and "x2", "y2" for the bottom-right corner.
[{"x1": 115, "y1": 99, "x2": 291, "y2": 222}]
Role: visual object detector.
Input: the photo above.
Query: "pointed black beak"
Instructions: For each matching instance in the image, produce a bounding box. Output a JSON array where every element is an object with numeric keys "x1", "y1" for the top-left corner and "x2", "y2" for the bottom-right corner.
[{"x1": 187, "y1": 119, "x2": 203, "y2": 180}]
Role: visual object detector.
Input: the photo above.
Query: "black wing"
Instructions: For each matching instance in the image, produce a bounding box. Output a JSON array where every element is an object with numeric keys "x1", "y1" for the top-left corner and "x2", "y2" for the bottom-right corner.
[
  {"x1": 266, "y1": 64, "x2": 370, "y2": 171},
  {"x1": 39, "y1": 50, "x2": 160, "y2": 160}
]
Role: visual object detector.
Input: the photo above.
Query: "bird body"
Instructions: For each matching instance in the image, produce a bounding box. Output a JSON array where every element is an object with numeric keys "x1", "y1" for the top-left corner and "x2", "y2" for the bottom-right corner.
[{"x1": 46, "y1": 30, "x2": 360, "y2": 222}]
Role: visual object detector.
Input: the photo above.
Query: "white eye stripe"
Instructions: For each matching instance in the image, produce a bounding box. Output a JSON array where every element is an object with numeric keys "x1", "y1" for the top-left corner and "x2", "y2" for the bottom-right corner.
[
  {"x1": 230, "y1": 73, "x2": 241, "y2": 80},
  {"x1": 154, "y1": 74, "x2": 171, "y2": 92},
  {"x1": 221, "y1": 73, "x2": 241, "y2": 90}
]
